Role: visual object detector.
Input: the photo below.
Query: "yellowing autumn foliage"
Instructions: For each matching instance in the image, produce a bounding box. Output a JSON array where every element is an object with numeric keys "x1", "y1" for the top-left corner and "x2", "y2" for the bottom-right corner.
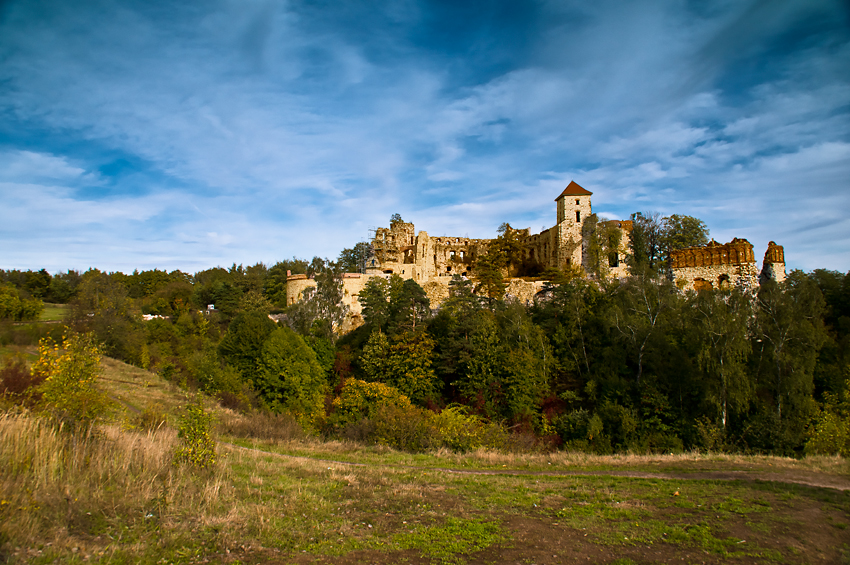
[
  {"x1": 330, "y1": 379, "x2": 412, "y2": 428},
  {"x1": 33, "y1": 331, "x2": 109, "y2": 428}
]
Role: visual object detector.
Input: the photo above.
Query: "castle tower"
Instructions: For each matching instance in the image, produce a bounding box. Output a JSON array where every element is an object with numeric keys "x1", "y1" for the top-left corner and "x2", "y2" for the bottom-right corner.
[
  {"x1": 760, "y1": 241, "x2": 786, "y2": 285},
  {"x1": 554, "y1": 181, "x2": 592, "y2": 269}
]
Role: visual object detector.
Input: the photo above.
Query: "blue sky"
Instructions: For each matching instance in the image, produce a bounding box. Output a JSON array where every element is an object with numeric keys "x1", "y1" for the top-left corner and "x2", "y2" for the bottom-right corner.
[{"x1": 1, "y1": 0, "x2": 848, "y2": 274}]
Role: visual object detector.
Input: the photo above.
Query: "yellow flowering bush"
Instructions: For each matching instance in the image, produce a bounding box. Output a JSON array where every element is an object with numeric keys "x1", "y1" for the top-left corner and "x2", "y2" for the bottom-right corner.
[
  {"x1": 175, "y1": 396, "x2": 216, "y2": 468},
  {"x1": 33, "y1": 331, "x2": 108, "y2": 428}
]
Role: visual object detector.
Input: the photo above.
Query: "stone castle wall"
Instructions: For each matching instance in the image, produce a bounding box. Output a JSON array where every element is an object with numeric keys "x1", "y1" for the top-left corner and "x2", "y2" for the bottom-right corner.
[
  {"x1": 760, "y1": 241, "x2": 786, "y2": 284},
  {"x1": 670, "y1": 238, "x2": 764, "y2": 292}
]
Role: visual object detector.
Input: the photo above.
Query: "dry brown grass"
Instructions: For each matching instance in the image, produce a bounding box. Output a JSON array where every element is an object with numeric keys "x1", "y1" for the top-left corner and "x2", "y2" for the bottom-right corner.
[
  {"x1": 98, "y1": 357, "x2": 191, "y2": 421},
  {"x1": 0, "y1": 412, "x2": 231, "y2": 561},
  {"x1": 217, "y1": 409, "x2": 306, "y2": 442}
]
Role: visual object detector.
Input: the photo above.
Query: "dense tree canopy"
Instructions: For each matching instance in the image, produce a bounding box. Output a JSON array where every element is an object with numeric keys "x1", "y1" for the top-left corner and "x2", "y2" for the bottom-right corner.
[{"x1": 4, "y1": 230, "x2": 848, "y2": 457}]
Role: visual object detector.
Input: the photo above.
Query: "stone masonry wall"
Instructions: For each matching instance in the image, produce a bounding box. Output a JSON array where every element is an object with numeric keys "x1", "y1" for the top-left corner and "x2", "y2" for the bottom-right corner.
[
  {"x1": 760, "y1": 241, "x2": 786, "y2": 284},
  {"x1": 670, "y1": 238, "x2": 760, "y2": 292}
]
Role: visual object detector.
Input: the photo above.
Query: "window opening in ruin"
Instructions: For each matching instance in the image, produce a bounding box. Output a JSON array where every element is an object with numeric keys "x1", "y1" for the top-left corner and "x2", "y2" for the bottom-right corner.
[
  {"x1": 447, "y1": 266, "x2": 451, "y2": 272},
  {"x1": 718, "y1": 274, "x2": 730, "y2": 288},
  {"x1": 576, "y1": 211, "x2": 581, "y2": 222},
  {"x1": 460, "y1": 251, "x2": 465, "y2": 260},
  {"x1": 566, "y1": 258, "x2": 571, "y2": 265},
  {"x1": 608, "y1": 253, "x2": 619, "y2": 267},
  {"x1": 450, "y1": 251, "x2": 456, "y2": 260}
]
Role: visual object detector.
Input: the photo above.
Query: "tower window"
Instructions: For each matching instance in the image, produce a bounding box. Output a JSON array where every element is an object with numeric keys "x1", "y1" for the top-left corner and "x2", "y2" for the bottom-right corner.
[
  {"x1": 576, "y1": 211, "x2": 581, "y2": 222},
  {"x1": 575, "y1": 199, "x2": 580, "y2": 205}
]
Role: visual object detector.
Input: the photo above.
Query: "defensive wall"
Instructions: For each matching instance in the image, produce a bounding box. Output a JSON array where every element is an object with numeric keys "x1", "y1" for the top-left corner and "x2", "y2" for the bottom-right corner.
[{"x1": 670, "y1": 238, "x2": 786, "y2": 292}]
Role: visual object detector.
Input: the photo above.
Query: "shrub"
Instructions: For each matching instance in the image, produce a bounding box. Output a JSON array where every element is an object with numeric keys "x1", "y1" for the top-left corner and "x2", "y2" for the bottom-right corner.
[
  {"x1": 33, "y1": 331, "x2": 109, "y2": 429},
  {"x1": 0, "y1": 354, "x2": 44, "y2": 405},
  {"x1": 805, "y1": 385, "x2": 850, "y2": 456},
  {"x1": 373, "y1": 403, "x2": 436, "y2": 451},
  {"x1": 695, "y1": 416, "x2": 727, "y2": 452},
  {"x1": 175, "y1": 396, "x2": 216, "y2": 468},
  {"x1": 329, "y1": 378, "x2": 412, "y2": 429},
  {"x1": 430, "y1": 405, "x2": 508, "y2": 452}
]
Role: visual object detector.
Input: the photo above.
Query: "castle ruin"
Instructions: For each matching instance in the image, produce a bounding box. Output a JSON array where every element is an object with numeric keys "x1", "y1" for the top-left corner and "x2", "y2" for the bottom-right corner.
[{"x1": 287, "y1": 181, "x2": 787, "y2": 328}]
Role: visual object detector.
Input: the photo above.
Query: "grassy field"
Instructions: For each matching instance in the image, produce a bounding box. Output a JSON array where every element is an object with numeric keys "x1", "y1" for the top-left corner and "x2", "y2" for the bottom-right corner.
[
  {"x1": 1, "y1": 356, "x2": 848, "y2": 565},
  {"x1": 38, "y1": 303, "x2": 68, "y2": 322}
]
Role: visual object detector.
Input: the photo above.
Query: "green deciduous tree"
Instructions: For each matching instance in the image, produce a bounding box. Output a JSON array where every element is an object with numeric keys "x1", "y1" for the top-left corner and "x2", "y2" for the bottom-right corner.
[
  {"x1": 610, "y1": 270, "x2": 679, "y2": 384},
  {"x1": 754, "y1": 272, "x2": 827, "y2": 425},
  {"x1": 284, "y1": 259, "x2": 348, "y2": 340},
  {"x1": 218, "y1": 311, "x2": 278, "y2": 378},
  {"x1": 68, "y1": 270, "x2": 145, "y2": 364},
  {"x1": 337, "y1": 242, "x2": 373, "y2": 273},
  {"x1": 264, "y1": 258, "x2": 308, "y2": 307},
  {"x1": 453, "y1": 306, "x2": 550, "y2": 423},
  {"x1": 358, "y1": 274, "x2": 430, "y2": 334},
  {"x1": 256, "y1": 327, "x2": 328, "y2": 428},
  {"x1": 0, "y1": 283, "x2": 43, "y2": 321},
  {"x1": 690, "y1": 288, "x2": 753, "y2": 430},
  {"x1": 629, "y1": 212, "x2": 709, "y2": 274},
  {"x1": 663, "y1": 214, "x2": 709, "y2": 254},
  {"x1": 361, "y1": 329, "x2": 439, "y2": 405},
  {"x1": 473, "y1": 252, "x2": 506, "y2": 306}
]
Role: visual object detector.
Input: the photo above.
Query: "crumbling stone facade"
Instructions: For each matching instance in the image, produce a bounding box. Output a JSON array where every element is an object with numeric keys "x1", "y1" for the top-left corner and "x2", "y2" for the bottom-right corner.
[
  {"x1": 760, "y1": 241, "x2": 787, "y2": 285},
  {"x1": 669, "y1": 238, "x2": 781, "y2": 293},
  {"x1": 599, "y1": 219, "x2": 633, "y2": 279}
]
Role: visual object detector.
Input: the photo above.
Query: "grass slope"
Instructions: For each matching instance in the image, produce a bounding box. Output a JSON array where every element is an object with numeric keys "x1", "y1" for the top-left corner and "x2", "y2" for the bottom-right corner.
[{"x1": 0, "y1": 356, "x2": 848, "y2": 565}]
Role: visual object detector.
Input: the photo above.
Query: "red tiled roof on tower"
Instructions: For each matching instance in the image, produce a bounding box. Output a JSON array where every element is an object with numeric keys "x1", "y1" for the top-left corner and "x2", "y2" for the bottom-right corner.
[{"x1": 555, "y1": 181, "x2": 593, "y2": 200}]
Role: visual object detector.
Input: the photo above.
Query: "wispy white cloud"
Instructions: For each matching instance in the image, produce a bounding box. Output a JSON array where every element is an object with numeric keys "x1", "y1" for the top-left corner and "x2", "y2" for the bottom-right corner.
[{"x1": 0, "y1": 0, "x2": 847, "y2": 272}]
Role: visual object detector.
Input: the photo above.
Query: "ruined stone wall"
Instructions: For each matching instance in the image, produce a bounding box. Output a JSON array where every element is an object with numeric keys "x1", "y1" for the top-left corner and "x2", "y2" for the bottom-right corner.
[
  {"x1": 599, "y1": 219, "x2": 633, "y2": 279},
  {"x1": 505, "y1": 279, "x2": 547, "y2": 304},
  {"x1": 672, "y1": 263, "x2": 761, "y2": 293},
  {"x1": 760, "y1": 241, "x2": 786, "y2": 284},
  {"x1": 670, "y1": 238, "x2": 760, "y2": 292},
  {"x1": 372, "y1": 224, "x2": 489, "y2": 283},
  {"x1": 524, "y1": 227, "x2": 557, "y2": 269},
  {"x1": 671, "y1": 238, "x2": 755, "y2": 269},
  {"x1": 373, "y1": 220, "x2": 415, "y2": 265}
]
